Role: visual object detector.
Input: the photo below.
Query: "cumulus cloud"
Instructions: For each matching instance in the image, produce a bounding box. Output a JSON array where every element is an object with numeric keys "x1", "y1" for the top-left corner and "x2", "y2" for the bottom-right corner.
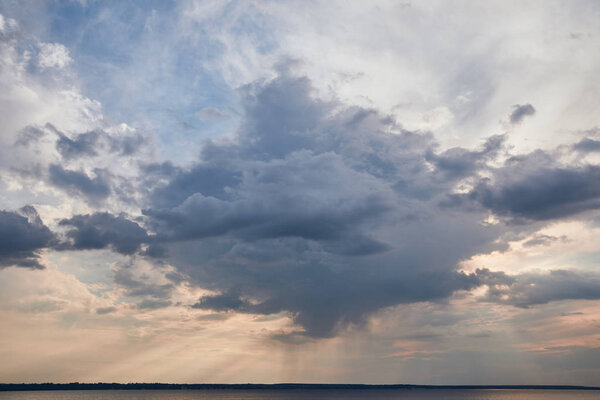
[
  {"x1": 509, "y1": 104, "x2": 536, "y2": 124},
  {"x1": 0, "y1": 206, "x2": 55, "y2": 269},
  {"x1": 133, "y1": 72, "x2": 509, "y2": 337},
  {"x1": 27, "y1": 70, "x2": 600, "y2": 339}
]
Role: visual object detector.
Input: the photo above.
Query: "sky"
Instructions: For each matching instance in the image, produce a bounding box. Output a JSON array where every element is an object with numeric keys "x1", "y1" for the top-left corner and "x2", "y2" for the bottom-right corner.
[{"x1": 0, "y1": 0, "x2": 600, "y2": 386}]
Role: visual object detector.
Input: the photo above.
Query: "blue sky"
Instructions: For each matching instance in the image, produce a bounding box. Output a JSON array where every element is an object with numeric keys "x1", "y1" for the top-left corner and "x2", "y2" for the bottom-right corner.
[{"x1": 1, "y1": 0, "x2": 600, "y2": 385}]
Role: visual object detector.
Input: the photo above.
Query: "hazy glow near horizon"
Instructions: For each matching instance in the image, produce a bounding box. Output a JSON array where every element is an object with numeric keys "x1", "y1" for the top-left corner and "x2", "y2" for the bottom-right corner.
[{"x1": 0, "y1": 0, "x2": 600, "y2": 385}]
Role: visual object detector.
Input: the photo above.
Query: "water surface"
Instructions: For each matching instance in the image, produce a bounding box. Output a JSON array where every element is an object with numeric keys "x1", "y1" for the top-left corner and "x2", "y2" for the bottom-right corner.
[{"x1": 0, "y1": 390, "x2": 598, "y2": 400}]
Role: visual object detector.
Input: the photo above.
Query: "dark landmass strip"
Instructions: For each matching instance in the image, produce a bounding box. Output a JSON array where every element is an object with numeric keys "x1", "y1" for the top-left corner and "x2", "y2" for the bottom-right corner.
[{"x1": 1, "y1": 383, "x2": 599, "y2": 391}]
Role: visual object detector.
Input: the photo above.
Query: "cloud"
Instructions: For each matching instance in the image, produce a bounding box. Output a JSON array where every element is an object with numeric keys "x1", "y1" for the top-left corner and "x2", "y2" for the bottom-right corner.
[
  {"x1": 192, "y1": 291, "x2": 252, "y2": 312},
  {"x1": 55, "y1": 129, "x2": 101, "y2": 160},
  {"x1": 145, "y1": 163, "x2": 242, "y2": 208},
  {"x1": 479, "y1": 269, "x2": 600, "y2": 307},
  {"x1": 58, "y1": 212, "x2": 149, "y2": 255},
  {"x1": 466, "y1": 164, "x2": 600, "y2": 221},
  {"x1": 112, "y1": 261, "x2": 175, "y2": 309},
  {"x1": 144, "y1": 151, "x2": 394, "y2": 256},
  {"x1": 108, "y1": 132, "x2": 146, "y2": 156},
  {"x1": 0, "y1": 206, "x2": 55, "y2": 269},
  {"x1": 47, "y1": 123, "x2": 147, "y2": 159},
  {"x1": 573, "y1": 138, "x2": 600, "y2": 153},
  {"x1": 39, "y1": 70, "x2": 600, "y2": 339},
  {"x1": 14, "y1": 126, "x2": 46, "y2": 147},
  {"x1": 48, "y1": 164, "x2": 111, "y2": 204},
  {"x1": 136, "y1": 71, "x2": 509, "y2": 337},
  {"x1": 96, "y1": 306, "x2": 117, "y2": 315},
  {"x1": 522, "y1": 234, "x2": 566, "y2": 248},
  {"x1": 426, "y1": 134, "x2": 506, "y2": 180},
  {"x1": 37, "y1": 42, "x2": 72, "y2": 70},
  {"x1": 509, "y1": 104, "x2": 536, "y2": 124}
]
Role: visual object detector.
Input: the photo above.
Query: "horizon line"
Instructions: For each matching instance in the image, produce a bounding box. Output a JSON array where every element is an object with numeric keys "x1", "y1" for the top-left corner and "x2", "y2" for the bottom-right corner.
[{"x1": 1, "y1": 383, "x2": 599, "y2": 391}]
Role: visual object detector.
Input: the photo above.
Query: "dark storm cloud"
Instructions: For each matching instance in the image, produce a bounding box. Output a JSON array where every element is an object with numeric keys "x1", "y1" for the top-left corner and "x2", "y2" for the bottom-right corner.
[
  {"x1": 509, "y1": 103, "x2": 536, "y2": 124},
  {"x1": 190, "y1": 266, "x2": 481, "y2": 338},
  {"x1": 0, "y1": 206, "x2": 55, "y2": 269},
  {"x1": 58, "y1": 212, "x2": 148, "y2": 255},
  {"x1": 55, "y1": 71, "x2": 600, "y2": 338},
  {"x1": 479, "y1": 268, "x2": 600, "y2": 307},
  {"x1": 143, "y1": 152, "x2": 394, "y2": 256},
  {"x1": 48, "y1": 164, "x2": 111, "y2": 203},
  {"x1": 132, "y1": 71, "x2": 515, "y2": 337}
]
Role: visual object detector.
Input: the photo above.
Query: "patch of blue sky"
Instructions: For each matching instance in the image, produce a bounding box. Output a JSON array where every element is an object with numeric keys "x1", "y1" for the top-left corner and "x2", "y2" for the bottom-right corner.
[
  {"x1": 2, "y1": 1, "x2": 245, "y2": 163},
  {"x1": 47, "y1": 250, "x2": 119, "y2": 293}
]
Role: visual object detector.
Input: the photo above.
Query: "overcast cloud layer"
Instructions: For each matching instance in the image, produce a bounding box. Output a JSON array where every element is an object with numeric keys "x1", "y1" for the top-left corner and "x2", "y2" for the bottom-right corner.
[{"x1": 1, "y1": 0, "x2": 600, "y2": 385}]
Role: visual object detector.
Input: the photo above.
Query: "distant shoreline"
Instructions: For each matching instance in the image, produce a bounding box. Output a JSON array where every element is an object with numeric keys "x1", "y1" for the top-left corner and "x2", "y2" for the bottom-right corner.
[{"x1": 1, "y1": 383, "x2": 599, "y2": 391}]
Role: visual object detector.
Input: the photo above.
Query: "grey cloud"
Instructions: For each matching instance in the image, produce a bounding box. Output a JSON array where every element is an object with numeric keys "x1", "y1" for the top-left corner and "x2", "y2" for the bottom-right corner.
[
  {"x1": 444, "y1": 149, "x2": 600, "y2": 221},
  {"x1": 188, "y1": 263, "x2": 481, "y2": 338},
  {"x1": 509, "y1": 103, "x2": 536, "y2": 124},
  {"x1": 192, "y1": 291, "x2": 252, "y2": 312},
  {"x1": 0, "y1": 206, "x2": 55, "y2": 269},
  {"x1": 67, "y1": 71, "x2": 599, "y2": 339},
  {"x1": 14, "y1": 126, "x2": 46, "y2": 147},
  {"x1": 112, "y1": 264, "x2": 174, "y2": 310},
  {"x1": 523, "y1": 234, "x2": 566, "y2": 248},
  {"x1": 48, "y1": 164, "x2": 111, "y2": 203},
  {"x1": 144, "y1": 152, "x2": 394, "y2": 256},
  {"x1": 137, "y1": 299, "x2": 172, "y2": 310},
  {"x1": 96, "y1": 306, "x2": 117, "y2": 314},
  {"x1": 47, "y1": 123, "x2": 147, "y2": 159},
  {"x1": 196, "y1": 313, "x2": 230, "y2": 321},
  {"x1": 147, "y1": 164, "x2": 241, "y2": 208},
  {"x1": 55, "y1": 130, "x2": 100, "y2": 160},
  {"x1": 426, "y1": 134, "x2": 506, "y2": 180},
  {"x1": 109, "y1": 132, "x2": 145, "y2": 156},
  {"x1": 468, "y1": 165, "x2": 600, "y2": 221},
  {"x1": 58, "y1": 212, "x2": 148, "y2": 255},
  {"x1": 573, "y1": 138, "x2": 600, "y2": 153},
  {"x1": 535, "y1": 346, "x2": 600, "y2": 371},
  {"x1": 132, "y1": 72, "x2": 514, "y2": 337},
  {"x1": 479, "y1": 268, "x2": 600, "y2": 307},
  {"x1": 269, "y1": 331, "x2": 313, "y2": 345},
  {"x1": 141, "y1": 243, "x2": 168, "y2": 258}
]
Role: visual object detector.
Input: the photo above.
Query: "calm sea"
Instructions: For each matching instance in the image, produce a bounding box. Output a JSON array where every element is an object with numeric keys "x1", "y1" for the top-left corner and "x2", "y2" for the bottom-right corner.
[{"x1": 0, "y1": 390, "x2": 598, "y2": 400}]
